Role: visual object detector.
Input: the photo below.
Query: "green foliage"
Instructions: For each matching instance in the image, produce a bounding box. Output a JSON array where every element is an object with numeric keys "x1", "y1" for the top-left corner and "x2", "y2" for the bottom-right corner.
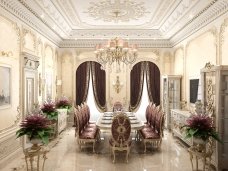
[
  {"x1": 183, "y1": 126, "x2": 222, "y2": 143},
  {"x1": 43, "y1": 111, "x2": 58, "y2": 120},
  {"x1": 16, "y1": 114, "x2": 53, "y2": 144}
]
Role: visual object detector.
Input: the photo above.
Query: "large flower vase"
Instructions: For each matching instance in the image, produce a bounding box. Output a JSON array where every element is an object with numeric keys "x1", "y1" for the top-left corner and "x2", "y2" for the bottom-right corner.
[
  {"x1": 30, "y1": 138, "x2": 42, "y2": 150},
  {"x1": 193, "y1": 137, "x2": 207, "y2": 152}
]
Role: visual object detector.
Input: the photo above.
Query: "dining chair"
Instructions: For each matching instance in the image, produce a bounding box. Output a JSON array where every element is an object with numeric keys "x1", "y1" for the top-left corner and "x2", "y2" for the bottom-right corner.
[{"x1": 109, "y1": 112, "x2": 131, "y2": 163}]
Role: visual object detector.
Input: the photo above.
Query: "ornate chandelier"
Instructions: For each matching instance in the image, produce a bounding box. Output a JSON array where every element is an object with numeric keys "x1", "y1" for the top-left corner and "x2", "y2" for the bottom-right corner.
[{"x1": 94, "y1": 38, "x2": 138, "y2": 71}]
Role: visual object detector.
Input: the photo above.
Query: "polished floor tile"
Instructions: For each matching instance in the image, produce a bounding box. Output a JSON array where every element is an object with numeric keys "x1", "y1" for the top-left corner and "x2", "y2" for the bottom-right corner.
[{"x1": 2, "y1": 128, "x2": 196, "y2": 171}]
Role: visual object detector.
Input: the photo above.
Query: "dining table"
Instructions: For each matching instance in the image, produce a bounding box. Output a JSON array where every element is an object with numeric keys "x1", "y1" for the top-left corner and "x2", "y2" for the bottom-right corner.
[{"x1": 96, "y1": 111, "x2": 144, "y2": 131}]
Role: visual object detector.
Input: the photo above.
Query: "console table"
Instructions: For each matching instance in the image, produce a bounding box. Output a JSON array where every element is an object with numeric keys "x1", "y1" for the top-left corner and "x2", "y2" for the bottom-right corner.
[
  {"x1": 171, "y1": 109, "x2": 193, "y2": 146},
  {"x1": 57, "y1": 109, "x2": 68, "y2": 134},
  {"x1": 23, "y1": 145, "x2": 49, "y2": 171}
]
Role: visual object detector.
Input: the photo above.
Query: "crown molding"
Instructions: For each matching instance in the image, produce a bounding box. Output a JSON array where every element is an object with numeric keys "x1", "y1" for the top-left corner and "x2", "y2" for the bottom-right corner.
[
  {"x1": 170, "y1": 0, "x2": 228, "y2": 46},
  {"x1": 0, "y1": 0, "x2": 227, "y2": 48},
  {"x1": 59, "y1": 39, "x2": 172, "y2": 48},
  {"x1": 69, "y1": 29, "x2": 163, "y2": 40},
  {"x1": 0, "y1": 0, "x2": 62, "y2": 46}
]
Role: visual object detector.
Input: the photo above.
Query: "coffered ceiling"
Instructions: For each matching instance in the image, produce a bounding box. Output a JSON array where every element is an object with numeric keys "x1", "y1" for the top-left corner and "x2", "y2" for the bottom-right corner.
[{"x1": 1, "y1": 0, "x2": 228, "y2": 47}]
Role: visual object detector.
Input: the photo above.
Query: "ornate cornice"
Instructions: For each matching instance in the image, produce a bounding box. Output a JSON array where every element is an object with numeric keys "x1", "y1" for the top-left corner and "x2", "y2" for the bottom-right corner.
[
  {"x1": 171, "y1": 0, "x2": 228, "y2": 46},
  {"x1": 219, "y1": 18, "x2": 228, "y2": 64},
  {"x1": 0, "y1": 0, "x2": 227, "y2": 48},
  {"x1": 69, "y1": 29, "x2": 163, "y2": 40},
  {"x1": 0, "y1": 0, "x2": 62, "y2": 45},
  {"x1": 161, "y1": 0, "x2": 197, "y2": 33},
  {"x1": 59, "y1": 39, "x2": 172, "y2": 48}
]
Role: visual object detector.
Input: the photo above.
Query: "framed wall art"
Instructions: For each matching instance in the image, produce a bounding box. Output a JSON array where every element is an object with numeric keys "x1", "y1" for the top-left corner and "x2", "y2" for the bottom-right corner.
[{"x1": 0, "y1": 65, "x2": 11, "y2": 109}]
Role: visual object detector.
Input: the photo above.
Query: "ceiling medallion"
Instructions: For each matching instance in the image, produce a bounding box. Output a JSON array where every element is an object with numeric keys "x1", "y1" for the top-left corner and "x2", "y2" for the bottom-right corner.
[{"x1": 86, "y1": 0, "x2": 149, "y2": 23}]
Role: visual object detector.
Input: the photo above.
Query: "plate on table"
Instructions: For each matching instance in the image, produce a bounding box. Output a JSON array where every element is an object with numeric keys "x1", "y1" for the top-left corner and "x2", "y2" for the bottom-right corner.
[
  {"x1": 101, "y1": 120, "x2": 112, "y2": 124},
  {"x1": 104, "y1": 112, "x2": 113, "y2": 117},
  {"x1": 130, "y1": 120, "x2": 139, "y2": 124},
  {"x1": 127, "y1": 114, "x2": 135, "y2": 117},
  {"x1": 102, "y1": 117, "x2": 112, "y2": 120},
  {"x1": 129, "y1": 117, "x2": 137, "y2": 120}
]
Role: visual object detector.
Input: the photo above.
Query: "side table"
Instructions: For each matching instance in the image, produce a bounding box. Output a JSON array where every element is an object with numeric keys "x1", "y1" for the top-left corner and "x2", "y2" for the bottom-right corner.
[
  {"x1": 188, "y1": 145, "x2": 213, "y2": 171},
  {"x1": 23, "y1": 145, "x2": 49, "y2": 171}
]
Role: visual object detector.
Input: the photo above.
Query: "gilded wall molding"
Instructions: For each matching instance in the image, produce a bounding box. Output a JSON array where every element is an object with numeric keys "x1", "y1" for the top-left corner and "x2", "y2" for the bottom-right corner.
[
  {"x1": 185, "y1": 28, "x2": 217, "y2": 58},
  {"x1": 0, "y1": 14, "x2": 20, "y2": 53},
  {"x1": 219, "y1": 18, "x2": 228, "y2": 65},
  {"x1": 22, "y1": 28, "x2": 37, "y2": 53},
  {"x1": 174, "y1": 46, "x2": 184, "y2": 58},
  {"x1": 37, "y1": 38, "x2": 43, "y2": 57}
]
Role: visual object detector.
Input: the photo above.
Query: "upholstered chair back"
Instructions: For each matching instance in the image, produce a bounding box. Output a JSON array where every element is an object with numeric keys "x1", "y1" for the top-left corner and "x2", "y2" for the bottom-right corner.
[
  {"x1": 85, "y1": 104, "x2": 90, "y2": 122},
  {"x1": 145, "y1": 104, "x2": 151, "y2": 124},
  {"x1": 81, "y1": 105, "x2": 88, "y2": 126},
  {"x1": 113, "y1": 101, "x2": 123, "y2": 112},
  {"x1": 75, "y1": 107, "x2": 83, "y2": 135},
  {"x1": 155, "y1": 111, "x2": 164, "y2": 135},
  {"x1": 150, "y1": 104, "x2": 157, "y2": 128},
  {"x1": 111, "y1": 113, "x2": 131, "y2": 147}
]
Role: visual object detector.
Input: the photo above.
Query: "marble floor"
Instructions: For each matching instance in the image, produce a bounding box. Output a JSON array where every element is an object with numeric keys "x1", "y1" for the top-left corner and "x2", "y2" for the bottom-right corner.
[{"x1": 3, "y1": 128, "x2": 196, "y2": 171}]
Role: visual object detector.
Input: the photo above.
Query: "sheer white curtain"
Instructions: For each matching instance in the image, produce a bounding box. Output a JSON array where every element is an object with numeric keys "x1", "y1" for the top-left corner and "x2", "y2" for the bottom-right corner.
[
  {"x1": 87, "y1": 72, "x2": 102, "y2": 121},
  {"x1": 135, "y1": 77, "x2": 149, "y2": 122}
]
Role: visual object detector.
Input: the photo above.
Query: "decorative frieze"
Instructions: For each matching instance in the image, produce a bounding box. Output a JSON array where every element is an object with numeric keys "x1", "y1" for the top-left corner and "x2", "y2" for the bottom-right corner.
[{"x1": 22, "y1": 52, "x2": 40, "y2": 70}]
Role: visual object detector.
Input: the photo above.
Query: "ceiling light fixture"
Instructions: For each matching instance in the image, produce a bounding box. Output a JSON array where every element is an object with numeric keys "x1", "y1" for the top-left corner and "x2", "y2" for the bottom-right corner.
[{"x1": 94, "y1": 37, "x2": 138, "y2": 72}]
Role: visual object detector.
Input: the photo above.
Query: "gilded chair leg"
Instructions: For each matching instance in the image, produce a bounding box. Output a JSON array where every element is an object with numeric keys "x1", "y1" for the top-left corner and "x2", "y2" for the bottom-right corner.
[
  {"x1": 144, "y1": 141, "x2": 147, "y2": 153},
  {"x1": 126, "y1": 149, "x2": 130, "y2": 163},
  {"x1": 112, "y1": 149, "x2": 115, "y2": 163},
  {"x1": 93, "y1": 142, "x2": 95, "y2": 153}
]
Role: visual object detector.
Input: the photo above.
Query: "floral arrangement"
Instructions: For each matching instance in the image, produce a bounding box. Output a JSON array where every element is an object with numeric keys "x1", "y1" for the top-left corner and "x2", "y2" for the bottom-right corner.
[
  {"x1": 183, "y1": 114, "x2": 222, "y2": 142},
  {"x1": 41, "y1": 101, "x2": 58, "y2": 120},
  {"x1": 16, "y1": 114, "x2": 53, "y2": 144},
  {"x1": 55, "y1": 97, "x2": 72, "y2": 110}
]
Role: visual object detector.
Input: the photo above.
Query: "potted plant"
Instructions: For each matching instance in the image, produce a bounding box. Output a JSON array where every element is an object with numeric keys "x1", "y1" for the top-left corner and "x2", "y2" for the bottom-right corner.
[
  {"x1": 16, "y1": 114, "x2": 53, "y2": 145},
  {"x1": 55, "y1": 97, "x2": 72, "y2": 111},
  {"x1": 183, "y1": 114, "x2": 222, "y2": 144},
  {"x1": 41, "y1": 101, "x2": 58, "y2": 121}
]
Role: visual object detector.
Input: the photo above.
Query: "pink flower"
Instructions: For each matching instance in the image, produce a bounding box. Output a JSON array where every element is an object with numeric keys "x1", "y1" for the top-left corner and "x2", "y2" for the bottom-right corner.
[
  {"x1": 20, "y1": 114, "x2": 50, "y2": 129},
  {"x1": 41, "y1": 101, "x2": 56, "y2": 113}
]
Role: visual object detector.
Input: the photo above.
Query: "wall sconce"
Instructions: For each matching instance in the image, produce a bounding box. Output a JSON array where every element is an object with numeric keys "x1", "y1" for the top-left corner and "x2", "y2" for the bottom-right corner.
[
  {"x1": 113, "y1": 76, "x2": 123, "y2": 93},
  {"x1": 1, "y1": 51, "x2": 13, "y2": 57}
]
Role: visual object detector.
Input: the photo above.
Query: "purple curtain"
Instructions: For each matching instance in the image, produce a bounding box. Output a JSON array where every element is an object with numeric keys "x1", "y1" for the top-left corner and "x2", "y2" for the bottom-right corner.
[
  {"x1": 76, "y1": 62, "x2": 90, "y2": 106},
  {"x1": 91, "y1": 62, "x2": 106, "y2": 111},
  {"x1": 146, "y1": 62, "x2": 160, "y2": 105},
  {"x1": 129, "y1": 62, "x2": 144, "y2": 111}
]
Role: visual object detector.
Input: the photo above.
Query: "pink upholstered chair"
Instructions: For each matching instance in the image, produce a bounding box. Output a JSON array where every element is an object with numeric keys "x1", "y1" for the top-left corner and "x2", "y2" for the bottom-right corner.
[
  {"x1": 75, "y1": 105, "x2": 99, "y2": 153},
  {"x1": 113, "y1": 101, "x2": 123, "y2": 112},
  {"x1": 109, "y1": 112, "x2": 131, "y2": 163}
]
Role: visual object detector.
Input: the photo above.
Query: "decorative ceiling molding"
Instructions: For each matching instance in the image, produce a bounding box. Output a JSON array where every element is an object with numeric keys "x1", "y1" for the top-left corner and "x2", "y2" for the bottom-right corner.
[
  {"x1": 69, "y1": 29, "x2": 163, "y2": 39},
  {"x1": 160, "y1": 0, "x2": 198, "y2": 33},
  {"x1": 33, "y1": 0, "x2": 71, "y2": 33},
  {"x1": 0, "y1": 0, "x2": 62, "y2": 45},
  {"x1": 49, "y1": 0, "x2": 177, "y2": 29},
  {"x1": 171, "y1": 0, "x2": 228, "y2": 46},
  {"x1": 150, "y1": 0, "x2": 178, "y2": 28},
  {"x1": 85, "y1": 0, "x2": 149, "y2": 23},
  {"x1": 59, "y1": 39, "x2": 172, "y2": 48},
  {"x1": 55, "y1": 0, "x2": 80, "y2": 27},
  {"x1": 0, "y1": 0, "x2": 227, "y2": 48}
]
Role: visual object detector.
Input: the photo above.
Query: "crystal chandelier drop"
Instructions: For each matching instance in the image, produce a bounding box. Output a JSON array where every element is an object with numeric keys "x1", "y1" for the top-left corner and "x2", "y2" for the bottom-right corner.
[{"x1": 94, "y1": 37, "x2": 138, "y2": 72}]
